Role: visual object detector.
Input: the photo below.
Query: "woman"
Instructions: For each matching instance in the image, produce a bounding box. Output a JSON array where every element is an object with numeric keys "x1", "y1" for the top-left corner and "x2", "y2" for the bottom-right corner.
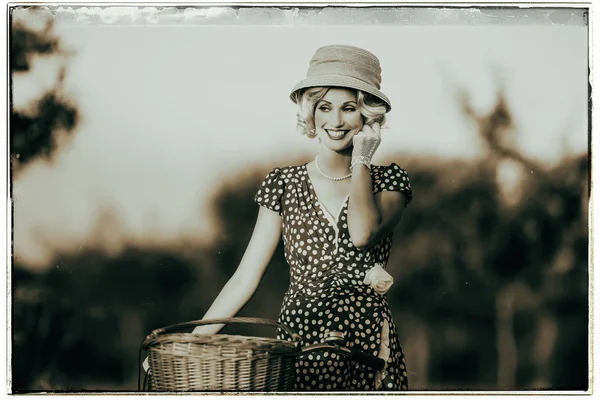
[{"x1": 193, "y1": 45, "x2": 412, "y2": 391}]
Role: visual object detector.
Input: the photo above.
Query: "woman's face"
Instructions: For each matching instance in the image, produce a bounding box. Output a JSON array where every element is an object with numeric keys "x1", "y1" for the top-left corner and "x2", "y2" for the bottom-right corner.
[{"x1": 314, "y1": 88, "x2": 363, "y2": 152}]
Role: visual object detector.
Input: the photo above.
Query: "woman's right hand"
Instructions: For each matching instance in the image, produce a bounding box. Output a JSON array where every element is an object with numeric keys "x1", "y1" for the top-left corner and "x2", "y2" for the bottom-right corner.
[{"x1": 192, "y1": 323, "x2": 224, "y2": 335}]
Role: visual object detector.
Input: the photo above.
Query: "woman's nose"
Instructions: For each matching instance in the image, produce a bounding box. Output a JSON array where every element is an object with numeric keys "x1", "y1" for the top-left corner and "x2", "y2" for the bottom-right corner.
[{"x1": 329, "y1": 110, "x2": 344, "y2": 127}]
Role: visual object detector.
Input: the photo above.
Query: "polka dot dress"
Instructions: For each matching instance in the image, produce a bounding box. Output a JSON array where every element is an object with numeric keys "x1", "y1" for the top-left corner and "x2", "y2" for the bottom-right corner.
[{"x1": 254, "y1": 163, "x2": 412, "y2": 391}]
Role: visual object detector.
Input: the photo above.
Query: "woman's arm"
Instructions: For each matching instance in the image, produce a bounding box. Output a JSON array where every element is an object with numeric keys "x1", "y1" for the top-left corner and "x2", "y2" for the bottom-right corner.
[
  {"x1": 347, "y1": 164, "x2": 406, "y2": 251},
  {"x1": 192, "y1": 206, "x2": 282, "y2": 334},
  {"x1": 346, "y1": 123, "x2": 407, "y2": 251}
]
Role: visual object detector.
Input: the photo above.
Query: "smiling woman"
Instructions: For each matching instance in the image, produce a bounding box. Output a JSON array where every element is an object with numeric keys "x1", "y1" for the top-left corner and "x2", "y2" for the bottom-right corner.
[{"x1": 192, "y1": 44, "x2": 413, "y2": 391}]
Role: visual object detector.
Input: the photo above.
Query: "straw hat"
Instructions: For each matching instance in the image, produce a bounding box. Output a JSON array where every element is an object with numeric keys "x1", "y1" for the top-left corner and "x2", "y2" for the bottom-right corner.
[{"x1": 290, "y1": 44, "x2": 392, "y2": 112}]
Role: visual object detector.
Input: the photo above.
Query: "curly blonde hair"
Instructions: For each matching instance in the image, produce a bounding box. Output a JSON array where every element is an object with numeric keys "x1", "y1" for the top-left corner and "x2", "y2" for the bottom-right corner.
[{"x1": 293, "y1": 87, "x2": 388, "y2": 138}]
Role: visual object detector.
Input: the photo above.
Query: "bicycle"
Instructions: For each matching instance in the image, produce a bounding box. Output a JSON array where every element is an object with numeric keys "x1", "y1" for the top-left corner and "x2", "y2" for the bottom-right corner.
[{"x1": 139, "y1": 317, "x2": 386, "y2": 392}]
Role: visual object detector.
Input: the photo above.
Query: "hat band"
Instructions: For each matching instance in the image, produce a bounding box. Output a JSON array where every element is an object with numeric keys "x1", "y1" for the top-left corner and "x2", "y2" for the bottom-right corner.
[{"x1": 307, "y1": 62, "x2": 382, "y2": 89}]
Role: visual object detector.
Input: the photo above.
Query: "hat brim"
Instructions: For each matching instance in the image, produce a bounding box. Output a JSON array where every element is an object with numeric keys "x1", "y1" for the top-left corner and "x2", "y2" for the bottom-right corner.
[{"x1": 290, "y1": 75, "x2": 392, "y2": 112}]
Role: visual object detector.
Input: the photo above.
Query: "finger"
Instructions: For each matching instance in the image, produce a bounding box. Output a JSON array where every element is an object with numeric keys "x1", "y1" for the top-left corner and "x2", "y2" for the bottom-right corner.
[
  {"x1": 361, "y1": 124, "x2": 376, "y2": 137},
  {"x1": 372, "y1": 122, "x2": 381, "y2": 138}
]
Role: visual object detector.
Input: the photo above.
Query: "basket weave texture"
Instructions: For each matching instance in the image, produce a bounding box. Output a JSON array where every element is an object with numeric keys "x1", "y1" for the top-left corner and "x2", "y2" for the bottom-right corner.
[{"x1": 143, "y1": 318, "x2": 300, "y2": 391}]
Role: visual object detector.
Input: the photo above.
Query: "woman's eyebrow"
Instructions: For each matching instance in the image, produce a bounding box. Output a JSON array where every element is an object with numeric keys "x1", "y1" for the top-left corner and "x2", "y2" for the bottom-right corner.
[{"x1": 317, "y1": 100, "x2": 357, "y2": 106}]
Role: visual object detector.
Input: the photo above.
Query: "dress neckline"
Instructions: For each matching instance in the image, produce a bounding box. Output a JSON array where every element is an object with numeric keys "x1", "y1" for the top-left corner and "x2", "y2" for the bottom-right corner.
[{"x1": 303, "y1": 163, "x2": 350, "y2": 225}]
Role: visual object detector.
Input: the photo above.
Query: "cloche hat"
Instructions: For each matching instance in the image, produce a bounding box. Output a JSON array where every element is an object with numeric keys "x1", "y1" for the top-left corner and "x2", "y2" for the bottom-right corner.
[{"x1": 290, "y1": 44, "x2": 392, "y2": 112}]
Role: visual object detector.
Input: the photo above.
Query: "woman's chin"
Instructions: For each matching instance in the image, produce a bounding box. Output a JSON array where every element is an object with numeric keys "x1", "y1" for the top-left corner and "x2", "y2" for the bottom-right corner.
[{"x1": 323, "y1": 140, "x2": 353, "y2": 153}]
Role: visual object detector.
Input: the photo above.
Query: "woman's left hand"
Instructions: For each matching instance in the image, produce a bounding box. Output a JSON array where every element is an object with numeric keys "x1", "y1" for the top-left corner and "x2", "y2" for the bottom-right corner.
[{"x1": 351, "y1": 122, "x2": 382, "y2": 169}]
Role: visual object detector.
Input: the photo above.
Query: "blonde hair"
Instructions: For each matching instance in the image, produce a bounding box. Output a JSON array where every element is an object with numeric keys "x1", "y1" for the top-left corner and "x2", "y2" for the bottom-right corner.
[{"x1": 294, "y1": 87, "x2": 388, "y2": 138}]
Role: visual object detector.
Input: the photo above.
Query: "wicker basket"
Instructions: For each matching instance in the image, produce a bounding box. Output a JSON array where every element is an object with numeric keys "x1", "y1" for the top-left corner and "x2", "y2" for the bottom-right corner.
[{"x1": 141, "y1": 317, "x2": 302, "y2": 392}]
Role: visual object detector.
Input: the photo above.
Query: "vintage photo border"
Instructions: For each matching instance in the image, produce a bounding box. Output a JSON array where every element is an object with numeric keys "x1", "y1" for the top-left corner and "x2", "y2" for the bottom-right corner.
[{"x1": 3, "y1": 0, "x2": 595, "y2": 396}]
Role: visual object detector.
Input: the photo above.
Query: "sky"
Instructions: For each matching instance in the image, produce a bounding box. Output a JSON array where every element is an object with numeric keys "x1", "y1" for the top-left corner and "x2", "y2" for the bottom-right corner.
[{"x1": 12, "y1": 7, "x2": 589, "y2": 270}]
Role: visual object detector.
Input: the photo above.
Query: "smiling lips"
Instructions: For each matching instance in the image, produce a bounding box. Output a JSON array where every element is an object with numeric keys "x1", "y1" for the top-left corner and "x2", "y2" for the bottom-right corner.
[{"x1": 325, "y1": 129, "x2": 350, "y2": 140}]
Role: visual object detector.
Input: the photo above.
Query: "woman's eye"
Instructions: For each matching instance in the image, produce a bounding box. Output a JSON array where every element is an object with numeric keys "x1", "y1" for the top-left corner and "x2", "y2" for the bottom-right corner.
[
  {"x1": 318, "y1": 106, "x2": 330, "y2": 112},
  {"x1": 344, "y1": 107, "x2": 356, "y2": 112}
]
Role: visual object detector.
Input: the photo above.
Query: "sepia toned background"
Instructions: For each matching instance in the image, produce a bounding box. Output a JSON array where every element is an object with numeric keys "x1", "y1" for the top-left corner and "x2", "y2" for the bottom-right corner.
[{"x1": 10, "y1": 6, "x2": 589, "y2": 392}]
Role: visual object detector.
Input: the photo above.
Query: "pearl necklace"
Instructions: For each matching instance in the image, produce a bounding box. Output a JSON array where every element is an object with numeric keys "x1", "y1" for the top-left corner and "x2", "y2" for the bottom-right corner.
[{"x1": 314, "y1": 156, "x2": 352, "y2": 181}]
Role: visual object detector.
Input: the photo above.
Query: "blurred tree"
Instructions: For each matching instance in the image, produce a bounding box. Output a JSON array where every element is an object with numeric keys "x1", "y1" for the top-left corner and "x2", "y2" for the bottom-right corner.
[
  {"x1": 384, "y1": 86, "x2": 588, "y2": 390},
  {"x1": 468, "y1": 94, "x2": 587, "y2": 390},
  {"x1": 10, "y1": 6, "x2": 83, "y2": 392},
  {"x1": 12, "y1": 245, "x2": 209, "y2": 391},
  {"x1": 10, "y1": 7, "x2": 79, "y2": 174}
]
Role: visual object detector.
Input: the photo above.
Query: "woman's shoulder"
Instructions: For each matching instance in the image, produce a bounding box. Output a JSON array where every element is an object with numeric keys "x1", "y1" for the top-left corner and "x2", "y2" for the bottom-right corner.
[
  {"x1": 263, "y1": 164, "x2": 307, "y2": 181},
  {"x1": 279, "y1": 163, "x2": 307, "y2": 172},
  {"x1": 371, "y1": 162, "x2": 412, "y2": 203}
]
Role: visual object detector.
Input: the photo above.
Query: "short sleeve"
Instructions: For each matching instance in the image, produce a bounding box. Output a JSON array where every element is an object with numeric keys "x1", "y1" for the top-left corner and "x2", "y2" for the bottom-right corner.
[
  {"x1": 373, "y1": 163, "x2": 412, "y2": 207},
  {"x1": 254, "y1": 168, "x2": 285, "y2": 214}
]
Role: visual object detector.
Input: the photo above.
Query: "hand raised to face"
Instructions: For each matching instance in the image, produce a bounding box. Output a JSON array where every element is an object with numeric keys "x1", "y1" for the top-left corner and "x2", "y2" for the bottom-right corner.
[{"x1": 351, "y1": 122, "x2": 382, "y2": 169}]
